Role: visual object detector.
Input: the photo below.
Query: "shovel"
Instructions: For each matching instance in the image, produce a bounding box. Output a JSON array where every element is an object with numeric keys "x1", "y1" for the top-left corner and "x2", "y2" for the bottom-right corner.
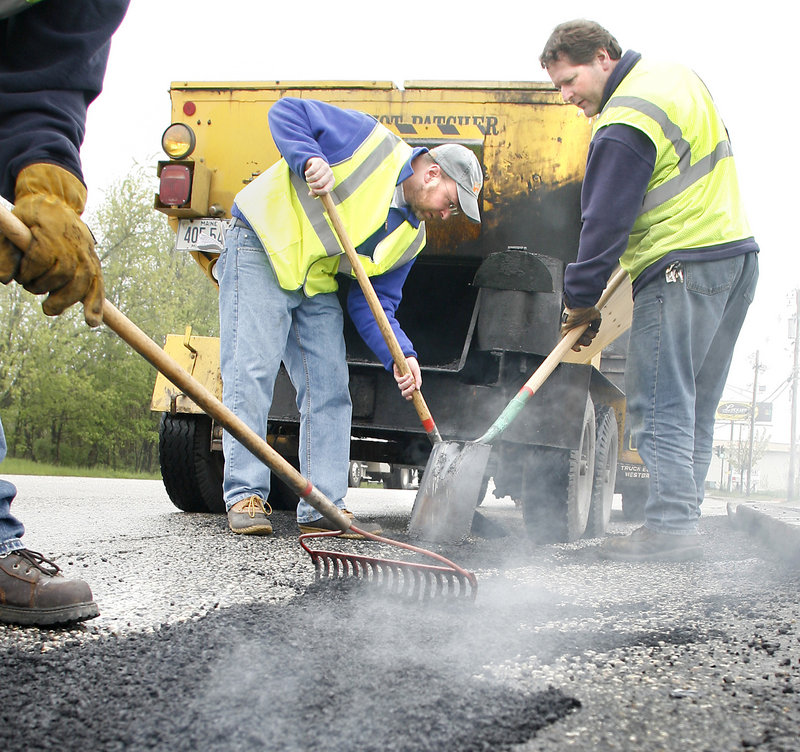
[
  {"x1": 408, "y1": 265, "x2": 629, "y2": 543},
  {"x1": 320, "y1": 193, "x2": 441, "y2": 446},
  {"x1": 0, "y1": 204, "x2": 477, "y2": 600}
]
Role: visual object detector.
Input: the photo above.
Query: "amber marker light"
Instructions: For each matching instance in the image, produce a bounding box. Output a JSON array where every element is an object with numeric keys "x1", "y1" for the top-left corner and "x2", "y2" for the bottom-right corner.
[{"x1": 161, "y1": 123, "x2": 196, "y2": 159}]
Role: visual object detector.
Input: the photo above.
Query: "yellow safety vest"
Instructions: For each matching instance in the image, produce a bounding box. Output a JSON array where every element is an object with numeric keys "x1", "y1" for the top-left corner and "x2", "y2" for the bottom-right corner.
[
  {"x1": 593, "y1": 59, "x2": 752, "y2": 281},
  {"x1": 235, "y1": 121, "x2": 426, "y2": 296}
]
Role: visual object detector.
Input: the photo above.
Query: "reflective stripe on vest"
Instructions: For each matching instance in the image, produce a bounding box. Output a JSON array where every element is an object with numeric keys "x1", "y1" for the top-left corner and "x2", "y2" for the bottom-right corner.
[
  {"x1": 235, "y1": 121, "x2": 426, "y2": 295},
  {"x1": 593, "y1": 60, "x2": 752, "y2": 281}
]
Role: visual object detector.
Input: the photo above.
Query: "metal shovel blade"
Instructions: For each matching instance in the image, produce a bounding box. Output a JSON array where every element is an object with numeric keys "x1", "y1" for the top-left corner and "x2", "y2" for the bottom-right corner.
[{"x1": 408, "y1": 440, "x2": 492, "y2": 544}]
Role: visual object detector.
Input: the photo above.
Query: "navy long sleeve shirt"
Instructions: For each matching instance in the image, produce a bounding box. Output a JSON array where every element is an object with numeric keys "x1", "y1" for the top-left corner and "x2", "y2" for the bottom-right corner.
[
  {"x1": 564, "y1": 50, "x2": 758, "y2": 308},
  {"x1": 0, "y1": 0, "x2": 130, "y2": 199}
]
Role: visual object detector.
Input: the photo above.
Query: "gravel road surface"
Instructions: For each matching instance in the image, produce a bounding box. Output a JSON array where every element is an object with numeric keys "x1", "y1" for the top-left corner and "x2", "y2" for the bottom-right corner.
[{"x1": 2, "y1": 476, "x2": 799, "y2": 751}]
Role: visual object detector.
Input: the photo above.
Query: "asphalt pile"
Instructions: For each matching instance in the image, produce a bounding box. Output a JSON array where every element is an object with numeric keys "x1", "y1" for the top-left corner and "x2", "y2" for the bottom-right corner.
[{"x1": 3, "y1": 585, "x2": 580, "y2": 752}]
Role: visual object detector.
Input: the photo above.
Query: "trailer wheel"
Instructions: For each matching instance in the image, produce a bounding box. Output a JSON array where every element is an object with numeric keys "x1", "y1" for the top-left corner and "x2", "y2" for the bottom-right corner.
[
  {"x1": 158, "y1": 413, "x2": 224, "y2": 513},
  {"x1": 522, "y1": 396, "x2": 595, "y2": 543},
  {"x1": 385, "y1": 467, "x2": 419, "y2": 490},
  {"x1": 348, "y1": 461, "x2": 364, "y2": 488},
  {"x1": 159, "y1": 414, "x2": 300, "y2": 513},
  {"x1": 621, "y1": 492, "x2": 646, "y2": 521},
  {"x1": 585, "y1": 405, "x2": 618, "y2": 538}
]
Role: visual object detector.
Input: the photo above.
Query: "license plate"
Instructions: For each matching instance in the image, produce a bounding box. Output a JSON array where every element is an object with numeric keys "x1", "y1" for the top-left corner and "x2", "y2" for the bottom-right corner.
[{"x1": 175, "y1": 219, "x2": 226, "y2": 252}]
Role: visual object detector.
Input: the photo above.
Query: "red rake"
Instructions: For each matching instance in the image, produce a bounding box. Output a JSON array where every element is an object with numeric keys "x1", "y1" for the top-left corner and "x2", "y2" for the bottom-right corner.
[
  {"x1": 299, "y1": 529, "x2": 478, "y2": 600},
  {"x1": 0, "y1": 204, "x2": 479, "y2": 602}
]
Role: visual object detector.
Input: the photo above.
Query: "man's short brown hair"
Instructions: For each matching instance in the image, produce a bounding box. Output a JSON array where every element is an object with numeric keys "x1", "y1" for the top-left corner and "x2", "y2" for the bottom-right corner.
[{"x1": 539, "y1": 19, "x2": 622, "y2": 68}]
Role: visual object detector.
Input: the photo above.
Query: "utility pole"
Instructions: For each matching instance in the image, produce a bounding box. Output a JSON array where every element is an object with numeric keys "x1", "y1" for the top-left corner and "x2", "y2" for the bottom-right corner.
[
  {"x1": 789, "y1": 290, "x2": 800, "y2": 500},
  {"x1": 746, "y1": 350, "x2": 759, "y2": 497}
]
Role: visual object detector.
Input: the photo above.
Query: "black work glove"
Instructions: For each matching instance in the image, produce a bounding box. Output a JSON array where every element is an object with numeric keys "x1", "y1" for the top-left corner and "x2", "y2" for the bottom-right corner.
[
  {"x1": 0, "y1": 163, "x2": 105, "y2": 327},
  {"x1": 560, "y1": 306, "x2": 602, "y2": 352}
]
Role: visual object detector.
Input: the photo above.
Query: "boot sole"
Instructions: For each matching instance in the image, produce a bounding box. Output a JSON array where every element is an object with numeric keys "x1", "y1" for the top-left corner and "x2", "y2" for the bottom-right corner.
[
  {"x1": 228, "y1": 523, "x2": 273, "y2": 535},
  {"x1": 0, "y1": 601, "x2": 99, "y2": 626},
  {"x1": 297, "y1": 524, "x2": 382, "y2": 539},
  {"x1": 597, "y1": 546, "x2": 703, "y2": 562}
]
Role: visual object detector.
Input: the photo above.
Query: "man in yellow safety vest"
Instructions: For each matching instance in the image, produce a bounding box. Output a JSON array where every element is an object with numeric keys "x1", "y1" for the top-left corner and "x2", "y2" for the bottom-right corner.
[
  {"x1": 219, "y1": 96, "x2": 483, "y2": 538},
  {"x1": 540, "y1": 20, "x2": 758, "y2": 561}
]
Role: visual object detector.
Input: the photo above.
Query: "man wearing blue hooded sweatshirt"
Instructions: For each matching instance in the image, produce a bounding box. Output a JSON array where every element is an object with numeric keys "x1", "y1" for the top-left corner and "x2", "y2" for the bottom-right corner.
[{"x1": 219, "y1": 96, "x2": 483, "y2": 539}]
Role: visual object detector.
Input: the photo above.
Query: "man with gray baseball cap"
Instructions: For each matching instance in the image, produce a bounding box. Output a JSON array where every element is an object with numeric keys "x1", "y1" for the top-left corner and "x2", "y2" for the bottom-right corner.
[
  {"x1": 430, "y1": 144, "x2": 483, "y2": 223},
  {"x1": 220, "y1": 97, "x2": 485, "y2": 541}
]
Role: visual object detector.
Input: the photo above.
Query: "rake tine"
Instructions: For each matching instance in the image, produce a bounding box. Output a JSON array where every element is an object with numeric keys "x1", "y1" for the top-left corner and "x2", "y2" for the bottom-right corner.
[
  {"x1": 411, "y1": 568, "x2": 423, "y2": 600},
  {"x1": 391, "y1": 563, "x2": 404, "y2": 595},
  {"x1": 405, "y1": 567, "x2": 417, "y2": 598},
  {"x1": 406, "y1": 569, "x2": 417, "y2": 598},
  {"x1": 448, "y1": 572, "x2": 458, "y2": 596},
  {"x1": 422, "y1": 572, "x2": 433, "y2": 600}
]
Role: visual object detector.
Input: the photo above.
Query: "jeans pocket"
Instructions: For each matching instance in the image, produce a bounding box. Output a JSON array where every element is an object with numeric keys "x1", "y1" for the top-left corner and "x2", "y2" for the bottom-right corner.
[{"x1": 684, "y1": 256, "x2": 741, "y2": 296}]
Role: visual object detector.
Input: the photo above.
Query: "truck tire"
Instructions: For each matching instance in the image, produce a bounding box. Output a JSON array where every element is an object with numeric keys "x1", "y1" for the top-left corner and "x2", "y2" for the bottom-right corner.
[
  {"x1": 384, "y1": 467, "x2": 402, "y2": 489},
  {"x1": 159, "y1": 414, "x2": 300, "y2": 513},
  {"x1": 522, "y1": 396, "x2": 595, "y2": 543},
  {"x1": 385, "y1": 467, "x2": 419, "y2": 490},
  {"x1": 621, "y1": 492, "x2": 646, "y2": 521},
  {"x1": 348, "y1": 461, "x2": 364, "y2": 488},
  {"x1": 159, "y1": 413, "x2": 224, "y2": 513},
  {"x1": 585, "y1": 405, "x2": 618, "y2": 538}
]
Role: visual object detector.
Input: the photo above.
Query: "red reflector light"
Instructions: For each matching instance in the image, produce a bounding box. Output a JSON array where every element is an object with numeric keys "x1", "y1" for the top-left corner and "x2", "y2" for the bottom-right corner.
[
  {"x1": 183, "y1": 101, "x2": 196, "y2": 116},
  {"x1": 159, "y1": 164, "x2": 192, "y2": 206}
]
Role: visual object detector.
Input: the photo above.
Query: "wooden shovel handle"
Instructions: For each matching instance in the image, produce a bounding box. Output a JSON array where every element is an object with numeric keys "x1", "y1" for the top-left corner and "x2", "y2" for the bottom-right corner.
[
  {"x1": 477, "y1": 265, "x2": 628, "y2": 445},
  {"x1": 320, "y1": 192, "x2": 442, "y2": 444},
  {"x1": 0, "y1": 204, "x2": 351, "y2": 531}
]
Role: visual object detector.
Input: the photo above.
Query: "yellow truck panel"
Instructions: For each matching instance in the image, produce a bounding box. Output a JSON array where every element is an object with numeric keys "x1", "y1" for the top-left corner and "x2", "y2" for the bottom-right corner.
[{"x1": 151, "y1": 79, "x2": 648, "y2": 534}]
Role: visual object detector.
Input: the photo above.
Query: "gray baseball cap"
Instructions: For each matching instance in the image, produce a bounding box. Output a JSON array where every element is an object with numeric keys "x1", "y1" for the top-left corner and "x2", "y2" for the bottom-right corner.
[{"x1": 430, "y1": 144, "x2": 483, "y2": 223}]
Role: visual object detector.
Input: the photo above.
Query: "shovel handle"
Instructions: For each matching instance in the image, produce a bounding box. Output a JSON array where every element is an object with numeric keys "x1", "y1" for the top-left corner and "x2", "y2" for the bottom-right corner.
[
  {"x1": 320, "y1": 192, "x2": 442, "y2": 445},
  {"x1": 0, "y1": 204, "x2": 351, "y2": 532},
  {"x1": 477, "y1": 265, "x2": 628, "y2": 445}
]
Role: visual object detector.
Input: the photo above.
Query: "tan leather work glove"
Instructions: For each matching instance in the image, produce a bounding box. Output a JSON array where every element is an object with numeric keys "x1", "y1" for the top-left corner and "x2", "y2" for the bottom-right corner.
[
  {"x1": 0, "y1": 163, "x2": 104, "y2": 327},
  {"x1": 560, "y1": 306, "x2": 602, "y2": 352}
]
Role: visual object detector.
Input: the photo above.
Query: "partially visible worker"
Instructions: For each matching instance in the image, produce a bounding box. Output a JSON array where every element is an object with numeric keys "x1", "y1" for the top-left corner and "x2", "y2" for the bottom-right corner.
[
  {"x1": 0, "y1": 0, "x2": 130, "y2": 625},
  {"x1": 219, "y1": 96, "x2": 482, "y2": 538},
  {"x1": 540, "y1": 20, "x2": 758, "y2": 561}
]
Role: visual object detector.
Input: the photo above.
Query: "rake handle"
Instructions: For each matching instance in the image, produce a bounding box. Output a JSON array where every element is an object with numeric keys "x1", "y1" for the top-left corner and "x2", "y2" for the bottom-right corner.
[
  {"x1": 0, "y1": 204, "x2": 351, "y2": 532},
  {"x1": 320, "y1": 192, "x2": 442, "y2": 445},
  {"x1": 477, "y1": 265, "x2": 628, "y2": 445}
]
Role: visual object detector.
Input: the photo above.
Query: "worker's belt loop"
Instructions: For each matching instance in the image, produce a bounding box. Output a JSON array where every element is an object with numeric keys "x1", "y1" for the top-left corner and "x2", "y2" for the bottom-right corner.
[{"x1": 229, "y1": 216, "x2": 252, "y2": 231}]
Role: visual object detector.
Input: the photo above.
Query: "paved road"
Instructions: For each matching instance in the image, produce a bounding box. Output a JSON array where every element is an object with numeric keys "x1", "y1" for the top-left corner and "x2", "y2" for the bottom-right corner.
[{"x1": 2, "y1": 475, "x2": 799, "y2": 751}]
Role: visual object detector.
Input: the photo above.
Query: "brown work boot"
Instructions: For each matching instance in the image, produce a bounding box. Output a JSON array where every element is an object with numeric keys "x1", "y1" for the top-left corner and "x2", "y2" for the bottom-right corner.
[
  {"x1": 598, "y1": 525, "x2": 702, "y2": 562},
  {"x1": 227, "y1": 495, "x2": 273, "y2": 535},
  {"x1": 298, "y1": 509, "x2": 382, "y2": 539},
  {"x1": 0, "y1": 549, "x2": 99, "y2": 626}
]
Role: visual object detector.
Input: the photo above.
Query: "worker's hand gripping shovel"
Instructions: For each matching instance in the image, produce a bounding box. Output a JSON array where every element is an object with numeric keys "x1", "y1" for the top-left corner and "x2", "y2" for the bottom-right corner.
[
  {"x1": 0, "y1": 203, "x2": 477, "y2": 600},
  {"x1": 408, "y1": 266, "x2": 629, "y2": 544}
]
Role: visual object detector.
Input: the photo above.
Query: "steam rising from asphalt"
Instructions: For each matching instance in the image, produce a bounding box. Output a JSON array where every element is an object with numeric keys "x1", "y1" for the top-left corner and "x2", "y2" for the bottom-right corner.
[{"x1": 190, "y1": 573, "x2": 574, "y2": 752}]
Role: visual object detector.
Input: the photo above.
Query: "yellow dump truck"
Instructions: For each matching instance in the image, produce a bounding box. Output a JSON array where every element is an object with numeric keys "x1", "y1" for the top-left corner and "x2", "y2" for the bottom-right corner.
[{"x1": 152, "y1": 79, "x2": 648, "y2": 541}]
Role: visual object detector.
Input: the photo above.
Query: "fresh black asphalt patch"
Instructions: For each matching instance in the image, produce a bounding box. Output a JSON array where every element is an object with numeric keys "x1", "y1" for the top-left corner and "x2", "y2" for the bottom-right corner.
[{"x1": 4, "y1": 586, "x2": 580, "y2": 752}]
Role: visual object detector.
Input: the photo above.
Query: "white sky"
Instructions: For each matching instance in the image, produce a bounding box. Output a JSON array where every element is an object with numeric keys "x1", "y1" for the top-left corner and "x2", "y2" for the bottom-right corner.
[{"x1": 80, "y1": 0, "x2": 798, "y2": 441}]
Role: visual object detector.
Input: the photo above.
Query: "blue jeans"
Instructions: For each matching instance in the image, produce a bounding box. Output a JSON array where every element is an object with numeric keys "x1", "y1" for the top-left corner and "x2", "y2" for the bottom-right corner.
[
  {"x1": 626, "y1": 253, "x2": 758, "y2": 534},
  {"x1": 0, "y1": 417, "x2": 25, "y2": 555},
  {"x1": 217, "y1": 225, "x2": 352, "y2": 523}
]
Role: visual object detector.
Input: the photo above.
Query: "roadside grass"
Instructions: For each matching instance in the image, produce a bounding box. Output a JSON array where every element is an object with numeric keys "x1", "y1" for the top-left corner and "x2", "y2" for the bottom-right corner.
[
  {"x1": 0, "y1": 457, "x2": 161, "y2": 481},
  {"x1": 708, "y1": 487, "x2": 789, "y2": 502}
]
